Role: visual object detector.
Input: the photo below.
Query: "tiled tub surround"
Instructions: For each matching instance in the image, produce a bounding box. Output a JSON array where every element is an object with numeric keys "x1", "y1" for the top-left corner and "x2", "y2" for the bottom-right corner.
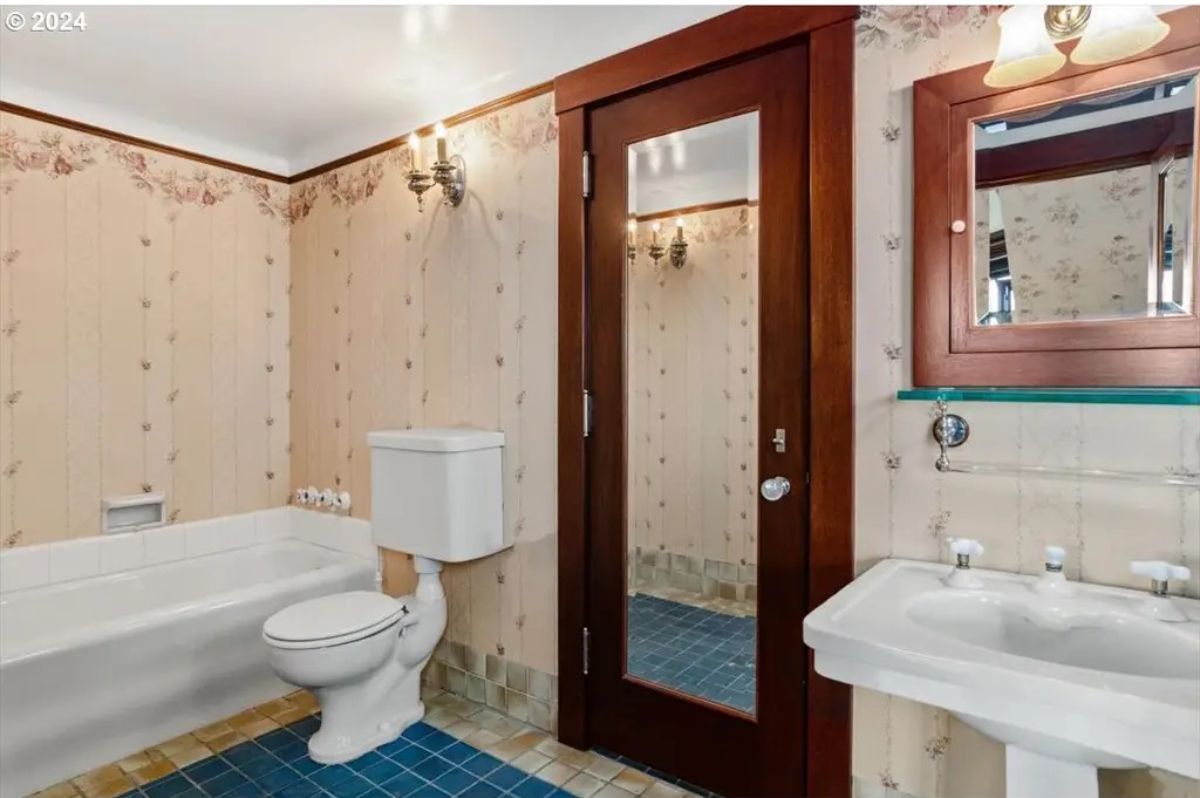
[
  {"x1": 0, "y1": 508, "x2": 377, "y2": 797},
  {"x1": 43, "y1": 688, "x2": 708, "y2": 798}
]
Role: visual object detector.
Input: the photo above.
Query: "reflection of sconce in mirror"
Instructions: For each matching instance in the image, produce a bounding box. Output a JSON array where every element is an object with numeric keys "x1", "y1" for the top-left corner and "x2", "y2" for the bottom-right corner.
[
  {"x1": 669, "y1": 216, "x2": 688, "y2": 269},
  {"x1": 627, "y1": 219, "x2": 637, "y2": 263},
  {"x1": 405, "y1": 122, "x2": 466, "y2": 212},
  {"x1": 648, "y1": 221, "x2": 666, "y2": 267}
]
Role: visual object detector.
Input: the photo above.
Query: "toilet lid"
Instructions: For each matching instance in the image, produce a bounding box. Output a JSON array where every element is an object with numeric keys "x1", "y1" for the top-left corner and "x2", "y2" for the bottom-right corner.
[{"x1": 263, "y1": 591, "x2": 405, "y2": 647}]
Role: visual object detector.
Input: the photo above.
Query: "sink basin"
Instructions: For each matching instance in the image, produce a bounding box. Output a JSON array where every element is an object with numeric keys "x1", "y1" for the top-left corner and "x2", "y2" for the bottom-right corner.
[
  {"x1": 803, "y1": 560, "x2": 1200, "y2": 797},
  {"x1": 906, "y1": 591, "x2": 1199, "y2": 679}
]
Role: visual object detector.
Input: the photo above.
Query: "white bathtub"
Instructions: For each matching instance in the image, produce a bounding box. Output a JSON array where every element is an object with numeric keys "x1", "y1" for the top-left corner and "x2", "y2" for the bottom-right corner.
[{"x1": 0, "y1": 539, "x2": 375, "y2": 797}]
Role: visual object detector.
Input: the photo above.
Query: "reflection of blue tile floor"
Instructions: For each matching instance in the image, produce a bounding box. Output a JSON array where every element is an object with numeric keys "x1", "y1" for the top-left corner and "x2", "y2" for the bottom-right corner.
[
  {"x1": 626, "y1": 593, "x2": 755, "y2": 714},
  {"x1": 121, "y1": 717, "x2": 565, "y2": 798}
]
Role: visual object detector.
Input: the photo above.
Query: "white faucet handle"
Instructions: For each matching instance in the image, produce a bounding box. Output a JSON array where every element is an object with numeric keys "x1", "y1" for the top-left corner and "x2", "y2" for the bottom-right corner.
[
  {"x1": 1044, "y1": 545, "x2": 1066, "y2": 568},
  {"x1": 948, "y1": 538, "x2": 984, "y2": 558},
  {"x1": 1131, "y1": 560, "x2": 1192, "y2": 582}
]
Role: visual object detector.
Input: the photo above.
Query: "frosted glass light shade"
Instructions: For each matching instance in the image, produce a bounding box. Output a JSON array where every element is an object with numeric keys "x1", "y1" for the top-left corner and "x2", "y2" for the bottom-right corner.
[
  {"x1": 1071, "y1": 5, "x2": 1170, "y2": 65},
  {"x1": 985, "y1": 6, "x2": 1068, "y2": 88}
]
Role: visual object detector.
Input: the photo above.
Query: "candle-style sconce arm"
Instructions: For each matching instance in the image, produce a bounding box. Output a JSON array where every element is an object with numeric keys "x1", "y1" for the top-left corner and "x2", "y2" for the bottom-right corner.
[
  {"x1": 669, "y1": 237, "x2": 688, "y2": 269},
  {"x1": 648, "y1": 241, "x2": 666, "y2": 266},
  {"x1": 406, "y1": 169, "x2": 435, "y2": 213},
  {"x1": 432, "y1": 154, "x2": 466, "y2": 207}
]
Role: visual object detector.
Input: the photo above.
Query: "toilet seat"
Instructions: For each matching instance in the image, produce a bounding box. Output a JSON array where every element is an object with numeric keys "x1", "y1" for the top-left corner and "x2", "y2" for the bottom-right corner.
[{"x1": 263, "y1": 591, "x2": 407, "y2": 650}]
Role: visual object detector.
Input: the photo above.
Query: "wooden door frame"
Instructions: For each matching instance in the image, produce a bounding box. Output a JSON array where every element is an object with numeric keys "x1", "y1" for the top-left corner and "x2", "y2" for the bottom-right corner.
[{"x1": 555, "y1": 7, "x2": 855, "y2": 798}]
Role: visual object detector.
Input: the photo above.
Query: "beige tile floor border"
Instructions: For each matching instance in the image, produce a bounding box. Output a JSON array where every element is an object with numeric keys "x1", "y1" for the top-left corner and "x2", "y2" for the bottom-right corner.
[
  {"x1": 630, "y1": 586, "x2": 757, "y2": 619},
  {"x1": 35, "y1": 688, "x2": 702, "y2": 798}
]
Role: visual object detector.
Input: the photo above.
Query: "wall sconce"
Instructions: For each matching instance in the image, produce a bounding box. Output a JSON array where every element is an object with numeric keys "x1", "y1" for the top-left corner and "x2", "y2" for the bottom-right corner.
[
  {"x1": 648, "y1": 221, "x2": 666, "y2": 267},
  {"x1": 669, "y1": 216, "x2": 688, "y2": 269},
  {"x1": 405, "y1": 122, "x2": 466, "y2": 212},
  {"x1": 984, "y1": 5, "x2": 1170, "y2": 88},
  {"x1": 627, "y1": 219, "x2": 637, "y2": 264}
]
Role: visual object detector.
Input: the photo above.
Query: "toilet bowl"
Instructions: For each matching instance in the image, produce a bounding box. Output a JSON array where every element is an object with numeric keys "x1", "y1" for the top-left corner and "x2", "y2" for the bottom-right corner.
[
  {"x1": 263, "y1": 556, "x2": 447, "y2": 764},
  {"x1": 264, "y1": 427, "x2": 505, "y2": 763}
]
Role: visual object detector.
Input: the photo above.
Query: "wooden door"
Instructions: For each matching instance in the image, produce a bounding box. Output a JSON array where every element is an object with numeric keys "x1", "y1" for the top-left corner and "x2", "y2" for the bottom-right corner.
[{"x1": 584, "y1": 42, "x2": 810, "y2": 797}]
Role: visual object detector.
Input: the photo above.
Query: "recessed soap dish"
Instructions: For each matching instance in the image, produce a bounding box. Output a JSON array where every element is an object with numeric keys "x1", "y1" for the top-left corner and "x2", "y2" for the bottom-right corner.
[{"x1": 102, "y1": 493, "x2": 165, "y2": 534}]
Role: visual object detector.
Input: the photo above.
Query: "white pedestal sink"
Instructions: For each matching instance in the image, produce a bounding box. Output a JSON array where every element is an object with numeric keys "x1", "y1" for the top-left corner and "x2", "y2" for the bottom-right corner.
[{"x1": 803, "y1": 560, "x2": 1200, "y2": 798}]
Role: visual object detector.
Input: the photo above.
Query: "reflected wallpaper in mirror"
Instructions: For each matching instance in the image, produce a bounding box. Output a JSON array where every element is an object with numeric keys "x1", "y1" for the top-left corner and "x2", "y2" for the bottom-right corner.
[
  {"x1": 624, "y1": 112, "x2": 759, "y2": 715},
  {"x1": 973, "y1": 73, "x2": 1196, "y2": 325}
]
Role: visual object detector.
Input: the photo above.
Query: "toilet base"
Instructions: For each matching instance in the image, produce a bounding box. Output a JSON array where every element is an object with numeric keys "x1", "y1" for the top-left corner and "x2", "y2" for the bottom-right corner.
[{"x1": 307, "y1": 701, "x2": 424, "y2": 764}]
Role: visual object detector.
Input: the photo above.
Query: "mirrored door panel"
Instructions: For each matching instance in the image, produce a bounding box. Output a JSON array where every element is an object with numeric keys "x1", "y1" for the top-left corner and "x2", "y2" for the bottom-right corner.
[{"x1": 623, "y1": 112, "x2": 760, "y2": 716}]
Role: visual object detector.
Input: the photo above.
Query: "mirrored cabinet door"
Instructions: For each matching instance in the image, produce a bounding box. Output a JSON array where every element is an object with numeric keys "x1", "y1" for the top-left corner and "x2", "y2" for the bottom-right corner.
[{"x1": 971, "y1": 73, "x2": 1196, "y2": 327}]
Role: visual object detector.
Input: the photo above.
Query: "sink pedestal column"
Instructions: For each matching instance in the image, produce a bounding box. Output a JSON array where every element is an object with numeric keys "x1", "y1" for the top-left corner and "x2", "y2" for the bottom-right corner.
[{"x1": 1006, "y1": 745, "x2": 1097, "y2": 798}]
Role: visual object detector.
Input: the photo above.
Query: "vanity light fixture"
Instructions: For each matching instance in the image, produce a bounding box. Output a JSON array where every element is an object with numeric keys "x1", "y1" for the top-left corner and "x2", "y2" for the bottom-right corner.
[
  {"x1": 984, "y1": 5, "x2": 1170, "y2": 88},
  {"x1": 627, "y1": 218, "x2": 638, "y2": 263},
  {"x1": 669, "y1": 216, "x2": 688, "y2": 269},
  {"x1": 405, "y1": 122, "x2": 466, "y2": 212},
  {"x1": 648, "y1": 221, "x2": 666, "y2": 267},
  {"x1": 984, "y1": 6, "x2": 1067, "y2": 88},
  {"x1": 1071, "y1": 5, "x2": 1171, "y2": 65}
]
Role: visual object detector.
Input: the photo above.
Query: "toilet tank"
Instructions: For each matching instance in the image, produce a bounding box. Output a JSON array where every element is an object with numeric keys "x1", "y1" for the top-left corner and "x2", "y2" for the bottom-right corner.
[{"x1": 367, "y1": 428, "x2": 505, "y2": 563}]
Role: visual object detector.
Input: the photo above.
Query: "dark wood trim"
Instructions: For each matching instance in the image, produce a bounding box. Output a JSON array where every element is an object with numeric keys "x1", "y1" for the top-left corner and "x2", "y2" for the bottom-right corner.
[
  {"x1": 805, "y1": 19, "x2": 854, "y2": 798},
  {"x1": 584, "y1": 44, "x2": 810, "y2": 797},
  {"x1": 289, "y1": 81, "x2": 554, "y2": 183},
  {"x1": 0, "y1": 100, "x2": 289, "y2": 183},
  {"x1": 913, "y1": 8, "x2": 1200, "y2": 387},
  {"x1": 552, "y1": 6, "x2": 857, "y2": 114},
  {"x1": 555, "y1": 8, "x2": 855, "y2": 797},
  {"x1": 633, "y1": 197, "x2": 751, "y2": 222},
  {"x1": 975, "y1": 109, "x2": 1193, "y2": 188},
  {"x1": 555, "y1": 106, "x2": 588, "y2": 751}
]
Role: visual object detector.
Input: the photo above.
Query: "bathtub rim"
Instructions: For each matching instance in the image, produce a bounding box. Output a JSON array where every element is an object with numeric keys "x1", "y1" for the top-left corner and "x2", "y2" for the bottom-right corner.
[{"x1": 0, "y1": 540, "x2": 376, "y2": 666}]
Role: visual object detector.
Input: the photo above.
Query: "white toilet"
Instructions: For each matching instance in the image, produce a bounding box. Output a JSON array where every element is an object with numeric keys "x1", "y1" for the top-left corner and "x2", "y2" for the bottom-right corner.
[{"x1": 263, "y1": 428, "x2": 505, "y2": 764}]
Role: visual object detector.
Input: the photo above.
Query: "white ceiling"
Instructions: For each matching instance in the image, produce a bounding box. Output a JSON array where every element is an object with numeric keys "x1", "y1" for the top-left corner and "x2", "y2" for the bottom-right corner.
[{"x1": 0, "y1": 5, "x2": 728, "y2": 176}]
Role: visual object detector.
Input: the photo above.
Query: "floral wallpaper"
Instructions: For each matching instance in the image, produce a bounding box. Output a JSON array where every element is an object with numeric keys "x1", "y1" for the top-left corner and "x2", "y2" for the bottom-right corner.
[
  {"x1": 0, "y1": 111, "x2": 292, "y2": 548},
  {"x1": 975, "y1": 166, "x2": 1170, "y2": 323},
  {"x1": 855, "y1": 7, "x2": 1199, "y2": 798},
  {"x1": 626, "y1": 204, "x2": 759, "y2": 575},
  {"x1": 288, "y1": 93, "x2": 559, "y2": 676}
]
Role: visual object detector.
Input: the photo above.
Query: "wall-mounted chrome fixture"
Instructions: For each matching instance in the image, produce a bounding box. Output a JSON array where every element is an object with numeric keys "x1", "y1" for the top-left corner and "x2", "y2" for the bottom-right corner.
[
  {"x1": 648, "y1": 221, "x2": 666, "y2": 267},
  {"x1": 933, "y1": 398, "x2": 970, "y2": 472},
  {"x1": 930, "y1": 398, "x2": 1200, "y2": 487},
  {"x1": 405, "y1": 122, "x2": 466, "y2": 212},
  {"x1": 985, "y1": 5, "x2": 1170, "y2": 88},
  {"x1": 669, "y1": 216, "x2": 688, "y2": 269},
  {"x1": 627, "y1": 219, "x2": 637, "y2": 264}
]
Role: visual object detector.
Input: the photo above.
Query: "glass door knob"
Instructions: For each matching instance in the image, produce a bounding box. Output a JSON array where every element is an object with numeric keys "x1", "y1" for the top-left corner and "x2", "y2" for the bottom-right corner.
[{"x1": 760, "y1": 476, "x2": 791, "y2": 501}]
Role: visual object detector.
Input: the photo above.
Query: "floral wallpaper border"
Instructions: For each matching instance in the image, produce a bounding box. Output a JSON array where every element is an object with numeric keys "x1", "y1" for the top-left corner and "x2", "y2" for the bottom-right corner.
[{"x1": 0, "y1": 125, "x2": 305, "y2": 222}]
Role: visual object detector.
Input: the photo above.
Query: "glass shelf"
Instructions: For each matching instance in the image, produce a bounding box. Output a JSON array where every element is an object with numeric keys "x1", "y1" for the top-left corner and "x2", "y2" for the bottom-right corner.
[{"x1": 897, "y1": 387, "x2": 1200, "y2": 406}]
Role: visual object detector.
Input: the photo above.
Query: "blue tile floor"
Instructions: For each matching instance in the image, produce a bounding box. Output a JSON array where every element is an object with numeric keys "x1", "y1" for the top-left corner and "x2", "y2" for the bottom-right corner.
[
  {"x1": 625, "y1": 593, "x2": 756, "y2": 714},
  {"x1": 120, "y1": 716, "x2": 566, "y2": 798}
]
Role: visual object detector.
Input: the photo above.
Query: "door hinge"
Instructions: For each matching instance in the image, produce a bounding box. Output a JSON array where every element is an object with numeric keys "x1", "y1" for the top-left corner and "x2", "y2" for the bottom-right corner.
[
  {"x1": 582, "y1": 151, "x2": 592, "y2": 198},
  {"x1": 582, "y1": 627, "x2": 591, "y2": 675},
  {"x1": 583, "y1": 389, "x2": 594, "y2": 438}
]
